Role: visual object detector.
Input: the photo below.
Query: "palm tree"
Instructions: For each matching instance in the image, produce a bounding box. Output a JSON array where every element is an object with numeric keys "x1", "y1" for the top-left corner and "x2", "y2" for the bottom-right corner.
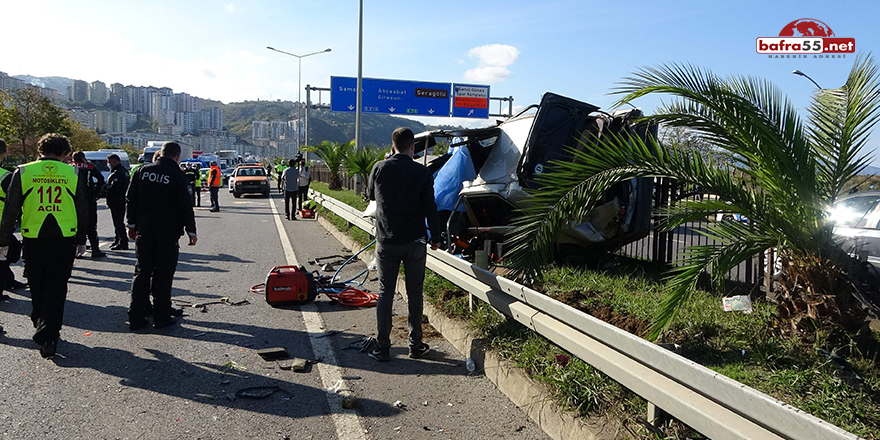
[
  {"x1": 345, "y1": 146, "x2": 387, "y2": 196},
  {"x1": 506, "y1": 54, "x2": 880, "y2": 339},
  {"x1": 314, "y1": 140, "x2": 352, "y2": 190}
]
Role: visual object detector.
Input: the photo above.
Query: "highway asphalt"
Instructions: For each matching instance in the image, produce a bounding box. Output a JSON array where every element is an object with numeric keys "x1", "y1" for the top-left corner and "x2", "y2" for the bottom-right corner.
[{"x1": 0, "y1": 189, "x2": 548, "y2": 440}]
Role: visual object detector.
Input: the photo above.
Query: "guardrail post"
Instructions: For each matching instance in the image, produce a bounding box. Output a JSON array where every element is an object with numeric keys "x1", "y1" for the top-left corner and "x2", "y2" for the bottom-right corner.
[
  {"x1": 473, "y1": 250, "x2": 489, "y2": 312},
  {"x1": 647, "y1": 402, "x2": 669, "y2": 427}
]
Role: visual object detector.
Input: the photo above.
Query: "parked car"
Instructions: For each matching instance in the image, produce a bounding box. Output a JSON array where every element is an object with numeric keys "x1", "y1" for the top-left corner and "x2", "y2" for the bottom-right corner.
[
  {"x1": 830, "y1": 191, "x2": 880, "y2": 268},
  {"x1": 230, "y1": 165, "x2": 270, "y2": 198}
]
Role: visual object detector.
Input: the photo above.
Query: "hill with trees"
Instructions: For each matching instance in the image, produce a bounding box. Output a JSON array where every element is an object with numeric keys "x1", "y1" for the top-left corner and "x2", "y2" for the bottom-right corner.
[{"x1": 213, "y1": 99, "x2": 471, "y2": 147}]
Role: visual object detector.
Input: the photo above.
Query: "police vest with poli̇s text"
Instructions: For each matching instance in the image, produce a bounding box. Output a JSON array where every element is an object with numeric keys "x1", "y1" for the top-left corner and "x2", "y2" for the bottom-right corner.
[
  {"x1": 19, "y1": 160, "x2": 79, "y2": 239},
  {"x1": 209, "y1": 165, "x2": 222, "y2": 187}
]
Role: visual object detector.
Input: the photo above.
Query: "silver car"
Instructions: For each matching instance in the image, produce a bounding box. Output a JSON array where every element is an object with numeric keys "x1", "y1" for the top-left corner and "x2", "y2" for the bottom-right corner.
[{"x1": 831, "y1": 191, "x2": 880, "y2": 268}]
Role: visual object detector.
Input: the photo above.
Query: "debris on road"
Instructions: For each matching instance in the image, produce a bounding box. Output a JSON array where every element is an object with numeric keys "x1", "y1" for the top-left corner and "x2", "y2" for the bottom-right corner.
[
  {"x1": 82, "y1": 332, "x2": 92, "y2": 336},
  {"x1": 466, "y1": 357, "x2": 475, "y2": 372},
  {"x1": 341, "y1": 375, "x2": 361, "y2": 380},
  {"x1": 257, "y1": 347, "x2": 289, "y2": 361},
  {"x1": 220, "y1": 379, "x2": 231, "y2": 385},
  {"x1": 192, "y1": 332, "x2": 207, "y2": 337},
  {"x1": 279, "y1": 362, "x2": 292, "y2": 371},
  {"x1": 235, "y1": 386, "x2": 290, "y2": 399},
  {"x1": 341, "y1": 395, "x2": 358, "y2": 409},
  {"x1": 291, "y1": 358, "x2": 308, "y2": 372},
  {"x1": 393, "y1": 400, "x2": 407, "y2": 410},
  {"x1": 221, "y1": 361, "x2": 247, "y2": 372}
]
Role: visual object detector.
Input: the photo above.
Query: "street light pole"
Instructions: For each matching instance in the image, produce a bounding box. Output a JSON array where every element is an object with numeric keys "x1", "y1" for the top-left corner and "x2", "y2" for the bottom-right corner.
[
  {"x1": 267, "y1": 46, "x2": 332, "y2": 156},
  {"x1": 792, "y1": 69, "x2": 822, "y2": 89},
  {"x1": 355, "y1": 0, "x2": 364, "y2": 151}
]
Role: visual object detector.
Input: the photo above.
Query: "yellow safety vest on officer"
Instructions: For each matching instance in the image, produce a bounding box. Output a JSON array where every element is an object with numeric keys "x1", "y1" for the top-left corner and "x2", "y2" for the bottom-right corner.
[
  {"x1": 0, "y1": 133, "x2": 89, "y2": 359},
  {"x1": 18, "y1": 160, "x2": 79, "y2": 238}
]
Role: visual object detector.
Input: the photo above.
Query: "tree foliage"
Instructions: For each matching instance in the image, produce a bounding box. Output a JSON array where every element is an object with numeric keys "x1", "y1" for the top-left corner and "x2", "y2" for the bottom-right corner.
[
  {"x1": 68, "y1": 121, "x2": 109, "y2": 152},
  {"x1": 505, "y1": 55, "x2": 880, "y2": 339},
  {"x1": 345, "y1": 145, "x2": 386, "y2": 196},
  {"x1": 314, "y1": 140, "x2": 352, "y2": 190},
  {"x1": 0, "y1": 87, "x2": 71, "y2": 160}
]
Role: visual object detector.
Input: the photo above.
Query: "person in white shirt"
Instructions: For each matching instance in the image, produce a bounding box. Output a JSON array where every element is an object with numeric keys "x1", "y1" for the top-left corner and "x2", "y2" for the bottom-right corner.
[{"x1": 297, "y1": 159, "x2": 311, "y2": 211}]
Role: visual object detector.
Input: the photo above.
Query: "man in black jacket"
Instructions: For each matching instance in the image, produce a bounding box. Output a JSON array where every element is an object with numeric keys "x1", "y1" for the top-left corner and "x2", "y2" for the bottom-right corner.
[
  {"x1": 366, "y1": 127, "x2": 441, "y2": 362},
  {"x1": 72, "y1": 151, "x2": 105, "y2": 258},
  {"x1": 105, "y1": 153, "x2": 130, "y2": 250},
  {"x1": 126, "y1": 142, "x2": 197, "y2": 331}
]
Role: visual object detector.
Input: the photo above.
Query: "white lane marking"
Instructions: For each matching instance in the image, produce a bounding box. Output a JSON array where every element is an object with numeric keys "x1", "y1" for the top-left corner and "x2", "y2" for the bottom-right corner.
[{"x1": 269, "y1": 196, "x2": 366, "y2": 440}]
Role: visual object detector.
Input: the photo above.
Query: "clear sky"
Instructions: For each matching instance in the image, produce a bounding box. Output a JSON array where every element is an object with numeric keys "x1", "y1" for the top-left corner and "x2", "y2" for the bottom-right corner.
[{"x1": 4, "y1": 0, "x2": 880, "y2": 161}]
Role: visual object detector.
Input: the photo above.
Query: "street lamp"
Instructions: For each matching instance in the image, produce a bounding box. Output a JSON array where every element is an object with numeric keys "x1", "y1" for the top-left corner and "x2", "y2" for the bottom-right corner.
[
  {"x1": 792, "y1": 69, "x2": 822, "y2": 89},
  {"x1": 267, "y1": 46, "x2": 332, "y2": 155}
]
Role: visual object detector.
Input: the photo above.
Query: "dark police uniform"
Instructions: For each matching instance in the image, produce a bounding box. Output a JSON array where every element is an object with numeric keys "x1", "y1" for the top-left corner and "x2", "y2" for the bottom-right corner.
[
  {"x1": 126, "y1": 157, "x2": 196, "y2": 328},
  {"x1": 72, "y1": 160, "x2": 105, "y2": 256},
  {"x1": 0, "y1": 158, "x2": 87, "y2": 347},
  {"x1": 184, "y1": 166, "x2": 199, "y2": 207},
  {"x1": 105, "y1": 162, "x2": 130, "y2": 249},
  {"x1": 0, "y1": 168, "x2": 25, "y2": 291}
]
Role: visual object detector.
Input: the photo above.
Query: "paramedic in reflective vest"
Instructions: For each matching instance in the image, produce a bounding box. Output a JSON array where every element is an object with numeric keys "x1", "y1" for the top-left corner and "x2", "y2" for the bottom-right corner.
[
  {"x1": 0, "y1": 134, "x2": 88, "y2": 358},
  {"x1": 72, "y1": 151, "x2": 105, "y2": 258},
  {"x1": 126, "y1": 142, "x2": 197, "y2": 331},
  {"x1": 208, "y1": 161, "x2": 222, "y2": 212}
]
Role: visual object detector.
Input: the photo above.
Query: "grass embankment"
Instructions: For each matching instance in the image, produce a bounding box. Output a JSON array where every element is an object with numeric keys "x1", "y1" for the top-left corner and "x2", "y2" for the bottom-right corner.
[
  {"x1": 313, "y1": 184, "x2": 880, "y2": 438},
  {"x1": 310, "y1": 182, "x2": 373, "y2": 246}
]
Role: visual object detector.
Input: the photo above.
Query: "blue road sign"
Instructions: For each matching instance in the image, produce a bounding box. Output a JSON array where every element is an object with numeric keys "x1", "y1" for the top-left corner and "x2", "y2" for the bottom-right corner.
[
  {"x1": 451, "y1": 83, "x2": 490, "y2": 119},
  {"x1": 331, "y1": 76, "x2": 452, "y2": 117}
]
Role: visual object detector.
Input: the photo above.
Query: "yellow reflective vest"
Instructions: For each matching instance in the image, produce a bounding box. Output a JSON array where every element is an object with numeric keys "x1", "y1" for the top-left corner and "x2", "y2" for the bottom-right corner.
[{"x1": 19, "y1": 160, "x2": 79, "y2": 238}]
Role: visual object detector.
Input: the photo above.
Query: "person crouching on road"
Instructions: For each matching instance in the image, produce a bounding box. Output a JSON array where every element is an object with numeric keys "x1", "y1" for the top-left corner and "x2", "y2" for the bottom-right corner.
[
  {"x1": 0, "y1": 134, "x2": 88, "y2": 358},
  {"x1": 105, "y1": 153, "x2": 130, "y2": 250},
  {"x1": 282, "y1": 159, "x2": 299, "y2": 220},
  {"x1": 366, "y1": 127, "x2": 441, "y2": 362},
  {"x1": 71, "y1": 151, "x2": 105, "y2": 258},
  {"x1": 126, "y1": 142, "x2": 197, "y2": 331},
  {"x1": 208, "y1": 161, "x2": 222, "y2": 212}
]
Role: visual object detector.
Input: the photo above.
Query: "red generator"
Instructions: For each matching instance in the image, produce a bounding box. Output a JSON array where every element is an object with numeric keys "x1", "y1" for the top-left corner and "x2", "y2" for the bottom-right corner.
[
  {"x1": 299, "y1": 209, "x2": 315, "y2": 219},
  {"x1": 264, "y1": 265, "x2": 317, "y2": 306}
]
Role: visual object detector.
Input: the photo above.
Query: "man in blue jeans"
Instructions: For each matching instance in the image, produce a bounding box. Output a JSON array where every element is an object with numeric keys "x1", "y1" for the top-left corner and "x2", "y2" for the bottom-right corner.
[{"x1": 366, "y1": 127, "x2": 441, "y2": 361}]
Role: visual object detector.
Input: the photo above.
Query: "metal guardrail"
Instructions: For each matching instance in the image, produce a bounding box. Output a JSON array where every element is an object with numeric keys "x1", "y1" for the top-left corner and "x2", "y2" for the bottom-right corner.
[{"x1": 308, "y1": 189, "x2": 861, "y2": 440}]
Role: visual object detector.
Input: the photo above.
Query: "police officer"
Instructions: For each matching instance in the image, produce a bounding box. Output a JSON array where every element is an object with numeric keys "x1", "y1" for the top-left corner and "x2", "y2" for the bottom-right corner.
[
  {"x1": 105, "y1": 153, "x2": 130, "y2": 250},
  {"x1": 72, "y1": 151, "x2": 105, "y2": 258},
  {"x1": 126, "y1": 142, "x2": 197, "y2": 330},
  {"x1": 191, "y1": 164, "x2": 202, "y2": 207},
  {"x1": 0, "y1": 134, "x2": 88, "y2": 357},
  {"x1": 183, "y1": 163, "x2": 199, "y2": 207},
  {"x1": 0, "y1": 139, "x2": 27, "y2": 296},
  {"x1": 128, "y1": 142, "x2": 198, "y2": 330}
]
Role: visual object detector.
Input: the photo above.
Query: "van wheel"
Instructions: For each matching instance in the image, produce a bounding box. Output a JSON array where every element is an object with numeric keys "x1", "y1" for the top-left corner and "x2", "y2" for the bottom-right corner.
[{"x1": 233, "y1": 192, "x2": 241, "y2": 198}]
